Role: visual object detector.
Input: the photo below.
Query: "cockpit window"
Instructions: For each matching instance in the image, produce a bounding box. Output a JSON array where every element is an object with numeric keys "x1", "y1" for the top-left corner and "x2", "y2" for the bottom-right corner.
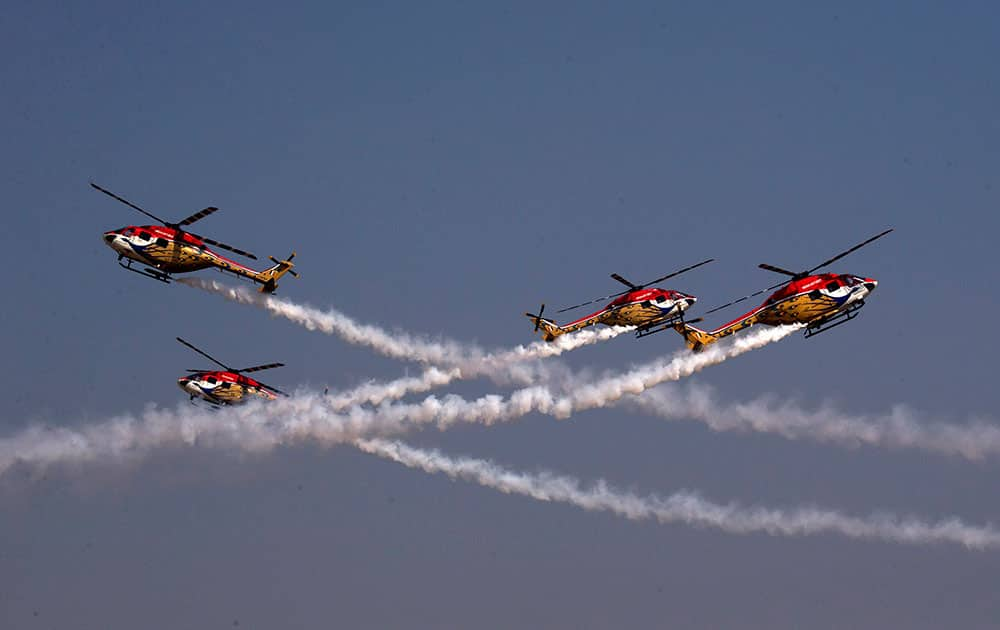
[
  {"x1": 138, "y1": 231, "x2": 151, "y2": 240},
  {"x1": 825, "y1": 281, "x2": 839, "y2": 291},
  {"x1": 655, "y1": 295, "x2": 667, "y2": 303},
  {"x1": 123, "y1": 228, "x2": 134, "y2": 236},
  {"x1": 207, "y1": 377, "x2": 217, "y2": 384}
]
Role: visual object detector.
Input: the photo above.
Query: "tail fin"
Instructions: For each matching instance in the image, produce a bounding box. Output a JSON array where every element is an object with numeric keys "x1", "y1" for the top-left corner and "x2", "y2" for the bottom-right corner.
[
  {"x1": 524, "y1": 307, "x2": 566, "y2": 342},
  {"x1": 255, "y1": 252, "x2": 298, "y2": 294},
  {"x1": 670, "y1": 319, "x2": 719, "y2": 352}
]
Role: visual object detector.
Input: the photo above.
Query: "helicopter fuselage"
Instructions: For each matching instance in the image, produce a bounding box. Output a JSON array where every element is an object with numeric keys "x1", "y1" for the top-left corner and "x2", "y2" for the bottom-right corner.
[
  {"x1": 177, "y1": 370, "x2": 277, "y2": 406},
  {"x1": 103, "y1": 225, "x2": 255, "y2": 275}
]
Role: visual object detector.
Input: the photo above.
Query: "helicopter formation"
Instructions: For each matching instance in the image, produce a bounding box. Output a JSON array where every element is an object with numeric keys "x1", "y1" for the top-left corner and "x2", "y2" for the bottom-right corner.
[
  {"x1": 524, "y1": 258, "x2": 713, "y2": 341},
  {"x1": 94, "y1": 182, "x2": 297, "y2": 406},
  {"x1": 526, "y1": 228, "x2": 893, "y2": 351},
  {"x1": 94, "y1": 182, "x2": 893, "y2": 406}
]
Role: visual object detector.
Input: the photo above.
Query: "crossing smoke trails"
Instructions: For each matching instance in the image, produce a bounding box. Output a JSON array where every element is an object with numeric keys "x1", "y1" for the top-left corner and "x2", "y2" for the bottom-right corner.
[
  {"x1": 187, "y1": 277, "x2": 1000, "y2": 460},
  {"x1": 327, "y1": 367, "x2": 461, "y2": 410},
  {"x1": 279, "y1": 325, "x2": 806, "y2": 444},
  {"x1": 4, "y1": 321, "x2": 1000, "y2": 550},
  {"x1": 627, "y1": 384, "x2": 1000, "y2": 460},
  {"x1": 0, "y1": 326, "x2": 797, "y2": 476},
  {"x1": 356, "y1": 438, "x2": 1000, "y2": 549},
  {"x1": 180, "y1": 277, "x2": 631, "y2": 408},
  {"x1": 326, "y1": 325, "x2": 631, "y2": 410}
]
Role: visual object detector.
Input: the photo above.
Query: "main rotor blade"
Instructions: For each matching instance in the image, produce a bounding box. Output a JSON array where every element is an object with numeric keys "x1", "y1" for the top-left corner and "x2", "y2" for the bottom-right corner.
[
  {"x1": 556, "y1": 290, "x2": 629, "y2": 313},
  {"x1": 640, "y1": 258, "x2": 715, "y2": 287},
  {"x1": 177, "y1": 206, "x2": 218, "y2": 227},
  {"x1": 758, "y1": 263, "x2": 799, "y2": 277},
  {"x1": 176, "y1": 337, "x2": 232, "y2": 371},
  {"x1": 188, "y1": 232, "x2": 258, "y2": 260},
  {"x1": 556, "y1": 259, "x2": 714, "y2": 314},
  {"x1": 238, "y1": 362, "x2": 285, "y2": 374},
  {"x1": 90, "y1": 182, "x2": 170, "y2": 225},
  {"x1": 808, "y1": 228, "x2": 894, "y2": 274},
  {"x1": 701, "y1": 279, "x2": 789, "y2": 315},
  {"x1": 610, "y1": 273, "x2": 638, "y2": 289},
  {"x1": 254, "y1": 380, "x2": 288, "y2": 396}
]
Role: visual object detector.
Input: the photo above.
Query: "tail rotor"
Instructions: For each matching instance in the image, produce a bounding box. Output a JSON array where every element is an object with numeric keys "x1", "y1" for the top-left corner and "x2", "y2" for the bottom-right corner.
[
  {"x1": 269, "y1": 252, "x2": 299, "y2": 278},
  {"x1": 524, "y1": 303, "x2": 564, "y2": 341},
  {"x1": 258, "y1": 251, "x2": 298, "y2": 293},
  {"x1": 525, "y1": 303, "x2": 546, "y2": 332}
]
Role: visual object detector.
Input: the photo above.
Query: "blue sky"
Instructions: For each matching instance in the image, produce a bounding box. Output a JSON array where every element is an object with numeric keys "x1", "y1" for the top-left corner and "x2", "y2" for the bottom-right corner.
[{"x1": 2, "y1": 2, "x2": 999, "y2": 627}]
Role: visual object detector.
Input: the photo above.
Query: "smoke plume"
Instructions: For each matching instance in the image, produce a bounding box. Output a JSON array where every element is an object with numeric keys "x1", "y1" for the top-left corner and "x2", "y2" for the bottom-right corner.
[
  {"x1": 626, "y1": 384, "x2": 1000, "y2": 460},
  {"x1": 327, "y1": 325, "x2": 632, "y2": 409},
  {"x1": 179, "y1": 278, "x2": 630, "y2": 369},
  {"x1": 356, "y1": 438, "x2": 1000, "y2": 549}
]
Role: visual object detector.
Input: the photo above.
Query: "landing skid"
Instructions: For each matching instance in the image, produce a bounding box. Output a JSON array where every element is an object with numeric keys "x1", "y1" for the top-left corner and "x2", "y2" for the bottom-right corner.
[
  {"x1": 118, "y1": 256, "x2": 171, "y2": 284},
  {"x1": 188, "y1": 395, "x2": 223, "y2": 409},
  {"x1": 635, "y1": 315, "x2": 685, "y2": 339},
  {"x1": 804, "y1": 300, "x2": 866, "y2": 339}
]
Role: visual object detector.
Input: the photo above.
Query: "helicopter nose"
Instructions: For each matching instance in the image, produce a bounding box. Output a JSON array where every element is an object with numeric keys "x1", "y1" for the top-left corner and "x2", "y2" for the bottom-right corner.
[
  {"x1": 103, "y1": 232, "x2": 116, "y2": 243},
  {"x1": 685, "y1": 296, "x2": 697, "y2": 307},
  {"x1": 864, "y1": 280, "x2": 878, "y2": 292}
]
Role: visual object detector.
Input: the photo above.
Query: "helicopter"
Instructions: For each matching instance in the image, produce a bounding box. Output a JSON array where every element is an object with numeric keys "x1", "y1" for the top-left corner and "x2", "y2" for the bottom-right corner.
[
  {"x1": 175, "y1": 337, "x2": 288, "y2": 406},
  {"x1": 93, "y1": 183, "x2": 298, "y2": 293},
  {"x1": 525, "y1": 259, "x2": 714, "y2": 341},
  {"x1": 672, "y1": 229, "x2": 893, "y2": 351}
]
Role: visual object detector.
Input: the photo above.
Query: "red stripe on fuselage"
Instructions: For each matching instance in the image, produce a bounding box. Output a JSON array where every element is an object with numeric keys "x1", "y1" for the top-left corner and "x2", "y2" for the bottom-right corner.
[{"x1": 190, "y1": 370, "x2": 268, "y2": 389}]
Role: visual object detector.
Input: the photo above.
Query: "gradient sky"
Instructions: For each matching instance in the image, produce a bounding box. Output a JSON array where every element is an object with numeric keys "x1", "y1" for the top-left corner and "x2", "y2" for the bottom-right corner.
[{"x1": 2, "y1": 2, "x2": 999, "y2": 628}]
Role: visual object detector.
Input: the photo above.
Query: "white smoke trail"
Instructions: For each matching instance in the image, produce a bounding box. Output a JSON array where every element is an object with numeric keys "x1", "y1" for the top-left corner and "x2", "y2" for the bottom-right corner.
[
  {"x1": 0, "y1": 403, "x2": 279, "y2": 476},
  {"x1": 327, "y1": 367, "x2": 463, "y2": 410},
  {"x1": 356, "y1": 438, "x2": 1000, "y2": 550},
  {"x1": 0, "y1": 326, "x2": 796, "y2": 476},
  {"x1": 179, "y1": 277, "x2": 477, "y2": 364},
  {"x1": 327, "y1": 325, "x2": 630, "y2": 409},
  {"x1": 179, "y1": 278, "x2": 630, "y2": 370},
  {"x1": 627, "y1": 384, "x2": 1000, "y2": 460}
]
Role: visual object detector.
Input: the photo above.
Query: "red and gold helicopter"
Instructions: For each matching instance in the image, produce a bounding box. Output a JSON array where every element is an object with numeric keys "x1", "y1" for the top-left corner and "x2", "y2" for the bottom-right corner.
[
  {"x1": 672, "y1": 229, "x2": 893, "y2": 351},
  {"x1": 93, "y1": 183, "x2": 298, "y2": 293},
  {"x1": 525, "y1": 259, "x2": 714, "y2": 341},
  {"x1": 175, "y1": 337, "x2": 287, "y2": 406}
]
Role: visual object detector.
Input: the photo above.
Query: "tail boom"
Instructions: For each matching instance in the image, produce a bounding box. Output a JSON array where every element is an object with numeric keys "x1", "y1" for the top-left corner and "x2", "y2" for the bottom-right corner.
[
  {"x1": 524, "y1": 313, "x2": 567, "y2": 342},
  {"x1": 671, "y1": 314, "x2": 758, "y2": 351}
]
